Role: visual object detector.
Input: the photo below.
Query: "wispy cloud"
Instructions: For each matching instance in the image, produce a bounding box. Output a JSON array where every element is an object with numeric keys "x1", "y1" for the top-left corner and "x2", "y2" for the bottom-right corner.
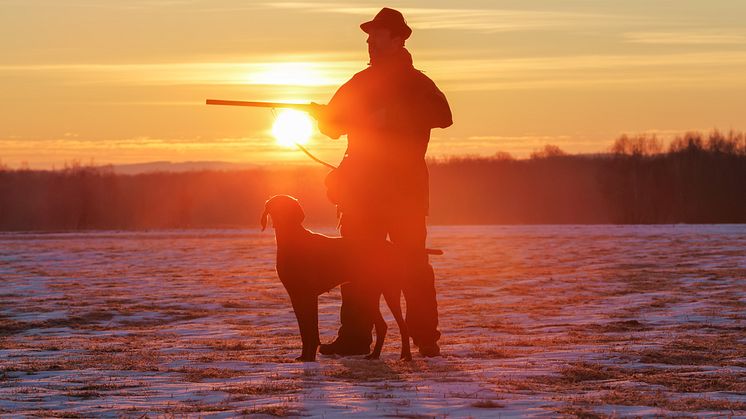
[
  {"x1": 421, "y1": 51, "x2": 746, "y2": 90},
  {"x1": 41, "y1": 0, "x2": 220, "y2": 11},
  {"x1": 624, "y1": 31, "x2": 746, "y2": 45},
  {"x1": 0, "y1": 136, "x2": 337, "y2": 168},
  {"x1": 0, "y1": 58, "x2": 360, "y2": 87},
  {"x1": 266, "y1": 2, "x2": 619, "y2": 33},
  {"x1": 4, "y1": 50, "x2": 746, "y2": 93}
]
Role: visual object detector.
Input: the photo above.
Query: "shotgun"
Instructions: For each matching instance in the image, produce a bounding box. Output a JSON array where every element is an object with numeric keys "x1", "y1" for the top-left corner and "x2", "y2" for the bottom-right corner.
[
  {"x1": 205, "y1": 99, "x2": 316, "y2": 113},
  {"x1": 205, "y1": 98, "x2": 334, "y2": 169}
]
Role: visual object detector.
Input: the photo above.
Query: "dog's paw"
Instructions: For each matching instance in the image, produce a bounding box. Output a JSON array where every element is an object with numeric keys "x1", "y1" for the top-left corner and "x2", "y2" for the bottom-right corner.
[
  {"x1": 295, "y1": 355, "x2": 317, "y2": 362},
  {"x1": 400, "y1": 352, "x2": 413, "y2": 361},
  {"x1": 364, "y1": 353, "x2": 380, "y2": 360}
]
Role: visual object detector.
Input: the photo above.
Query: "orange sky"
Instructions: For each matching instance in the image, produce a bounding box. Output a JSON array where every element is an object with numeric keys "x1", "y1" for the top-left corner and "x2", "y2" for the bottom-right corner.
[{"x1": 2, "y1": 0, "x2": 746, "y2": 169}]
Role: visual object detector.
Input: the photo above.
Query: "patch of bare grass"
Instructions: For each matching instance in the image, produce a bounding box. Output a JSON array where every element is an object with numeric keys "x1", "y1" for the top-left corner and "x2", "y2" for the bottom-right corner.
[
  {"x1": 0, "y1": 311, "x2": 116, "y2": 336},
  {"x1": 64, "y1": 390, "x2": 101, "y2": 399},
  {"x1": 117, "y1": 313, "x2": 202, "y2": 328},
  {"x1": 505, "y1": 331, "x2": 619, "y2": 348},
  {"x1": 586, "y1": 319, "x2": 649, "y2": 333},
  {"x1": 241, "y1": 404, "x2": 303, "y2": 417},
  {"x1": 596, "y1": 389, "x2": 746, "y2": 412},
  {"x1": 633, "y1": 368, "x2": 746, "y2": 393},
  {"x1": 469, "y1": 345, "x2": 520, "y2": 359},
  {"x1": 326, "y1": 359, "x2": 402, "y2": 382},
  {"x1": 471, "y1": 399, "x2": 504, "y2": 408},
  {"x1": 28, "y1": 410, "x2": 85, "y2": 418},
  {"x1": 201, "y1": 339, "x2": 253, "y2": 351},
  {"x1": 160, "y1": 401, "x2": 233, "y2": 414},
  {"x1": 0, "y1": 316, "x2": 27, "y2": 336},
  {"x1": 221, "y1": 381, "x2": 299, "y2": 395},
  {"x1": 86, "y1": 350, "x2": 161, "y2": 371},
  {"x1": 647, "y1": 296, "x2": 682, "y2": 309},
  {"x1": 221, "y1": 300, "x2": 254, "y2": 309},
  {"x1": 635, "y1": 334, "x2": 745, "y2": 367},
  {"x1": 176, "y1": 367, "x2": 246, "y2": 382},
  {"x1": 363, "y1": 392, "x2": 395, "y2": 400},
  {"x1": 484, "y1": 320, "x2": 527, "y2": 334},
  {"x1": 559, "y1": 362, "x2": 623, "y2": 383},
  {"x1": 555, "y1": 405, "x2": 608, "y2": 418}
]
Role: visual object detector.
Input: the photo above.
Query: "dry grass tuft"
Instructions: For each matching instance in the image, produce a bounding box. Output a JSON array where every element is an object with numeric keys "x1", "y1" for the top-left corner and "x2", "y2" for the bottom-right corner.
[
  {"x1": 555, "y1": 405, "x2": 608, "y2": 418},
  {"x1": 325, "y1": 359, "x2": 402, "y2": 382},
  {"x1": 588, "y1": 319, "x2": 649, "y2": 333},
  {"x1": 65, "y1": 390, "x2": 101, "y2": 399},
  {"x1": 559, "y1": 362, "x2": 622, "y2": 383},
  {"x1": 0, "y1": 316, "x2": 27, "y2": 337},
  {"x1": 572, "y1": 388, "x2": 746, "y2": 413},
  {"x1": 471, "y1": 399, "x2": 504, "y2": 408},
  {"x1": 1, "y1": 311, "x2": 116, "y2": 336},
  {"x1": 221, "y1": 300, "x2": 254, "y2": 309},
  {"x1": 177, "y1": 367, "x2": 246, "y2": 382},
  {"x1": 241, "y1": 404, "x2": 304, "y2": 417},
  {"x1": 86, "y1": 350, "x2": 161, "y2": 372},
  {"x1": 201, "y1": 339, "x2": 253, "y2": 351},
  {"x1": 363, "y1": 392, "x2": 395, "y2": 400},
  {"x1": 633, "y1": 368, "x2": 746, "y2": 393},
  {"x1": 635, "y1": 334, "x2": 745, "y2": 366},
  {"x1": 221, "y1": 381, "x2": 299, "y2": 396},
  {"x1": 29, "y1": 410, "x2": 85, "y2": 418},
  {"x1": 469, "y1": 346, "x2": 518, "y2": 359}
]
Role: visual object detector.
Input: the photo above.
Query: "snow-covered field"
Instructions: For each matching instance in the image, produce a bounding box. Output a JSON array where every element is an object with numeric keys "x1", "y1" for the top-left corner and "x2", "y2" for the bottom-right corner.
[{"x1": 1, "y1": 225, "x2": 744, "y2": 417}]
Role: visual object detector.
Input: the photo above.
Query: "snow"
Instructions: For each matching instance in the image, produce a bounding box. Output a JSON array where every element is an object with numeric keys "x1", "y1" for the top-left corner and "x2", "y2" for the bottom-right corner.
[{"x1": 1, "y1": 225, "x2": 744, "y2": 417}]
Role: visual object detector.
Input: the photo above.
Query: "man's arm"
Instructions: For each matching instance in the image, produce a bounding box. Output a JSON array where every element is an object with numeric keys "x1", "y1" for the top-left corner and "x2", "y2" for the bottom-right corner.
[
  {"x1": 313, "y1": 76, "x2": 359, "y2": 140},
  {"x1": 387, "y1": 73, "x2": 452, "y2": 132},
  {"x1": 420, "y1": 76, "x2": 453, "y2": 129}
]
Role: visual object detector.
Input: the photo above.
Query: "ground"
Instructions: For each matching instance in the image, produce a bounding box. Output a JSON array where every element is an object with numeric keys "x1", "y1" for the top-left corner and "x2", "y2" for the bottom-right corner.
[{"x1": 1, "y1": 225, "x2": 745, "y2": 417}]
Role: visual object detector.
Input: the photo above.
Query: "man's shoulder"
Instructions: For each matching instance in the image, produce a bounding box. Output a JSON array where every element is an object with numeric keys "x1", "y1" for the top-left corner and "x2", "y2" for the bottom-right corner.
[
  {"x1": 350, "y1": 67, "x2": 374, "y2": 81},
  {"x1": 410, "y1": 68, "x2": 439, "y2": 86},
  {"x1": 340, "y1": 65, "x2": 442, "y2": 93},
  {"x1": 336, "y1": 67, "x2": 373, "y2": 90}
]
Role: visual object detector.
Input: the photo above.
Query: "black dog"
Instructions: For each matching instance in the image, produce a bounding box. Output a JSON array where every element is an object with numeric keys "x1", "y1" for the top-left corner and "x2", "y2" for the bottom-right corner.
[{"x1": 261, "y1": 195, "x2": 412, "y2": 362}]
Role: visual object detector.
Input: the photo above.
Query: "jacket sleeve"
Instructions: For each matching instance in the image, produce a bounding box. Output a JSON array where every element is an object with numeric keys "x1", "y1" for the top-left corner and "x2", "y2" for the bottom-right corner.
[
  {"x1": 317, "y1": 76, "x2": 359, "y2": 140},
  {"x1": 389, "y1": 73, "x2": 452, "y2": 131},
  {"x1": 421, "y1": 76, "x2": 453, "y2": 129}
]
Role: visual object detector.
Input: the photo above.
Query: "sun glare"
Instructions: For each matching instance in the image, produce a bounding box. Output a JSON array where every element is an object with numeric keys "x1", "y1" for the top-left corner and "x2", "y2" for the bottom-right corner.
[
  {"x1": 249, "y1": 62, "x2": 335, "y2": 86},
  {"x1": 272, "y1": 110, "x2": 313, "y2": 147}
]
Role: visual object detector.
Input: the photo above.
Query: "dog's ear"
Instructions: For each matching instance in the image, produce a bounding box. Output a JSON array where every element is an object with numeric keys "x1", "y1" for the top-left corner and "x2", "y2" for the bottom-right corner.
[{"x1": 260, "y1": 209, "x2": 270, "y2": 231}]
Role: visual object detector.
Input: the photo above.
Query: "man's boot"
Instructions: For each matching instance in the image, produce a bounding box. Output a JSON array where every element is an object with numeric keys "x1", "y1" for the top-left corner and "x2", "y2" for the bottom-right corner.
[
  {"x1": 319, "y1": 338, "x2": 370, "y2": 356},
  {"x1": 417, "y1": 341, "x2": 441, "y2": 357}
]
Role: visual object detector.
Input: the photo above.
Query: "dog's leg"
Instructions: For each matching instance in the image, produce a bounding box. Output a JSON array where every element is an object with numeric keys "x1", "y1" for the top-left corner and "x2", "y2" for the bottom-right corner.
[
  {"x1": 382, "y1": 288, "x2": 412, "y2": 361},
  {"x1": 365, "y1": 306, "x2": 387, "y2": 360},
  {"x1": 290, "y1": 295, "x2": 320, "y2": 362}
]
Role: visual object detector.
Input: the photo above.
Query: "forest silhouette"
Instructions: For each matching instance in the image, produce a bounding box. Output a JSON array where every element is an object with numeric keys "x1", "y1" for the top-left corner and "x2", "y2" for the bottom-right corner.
[{"x1": 1, "y1": 130, "x2": 744, "y2": 231}]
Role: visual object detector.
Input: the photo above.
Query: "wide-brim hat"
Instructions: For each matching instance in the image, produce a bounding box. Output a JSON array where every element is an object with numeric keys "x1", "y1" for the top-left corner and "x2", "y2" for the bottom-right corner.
[{"x1": 360, "y1": 7, "x2": 412, "y2": 40}]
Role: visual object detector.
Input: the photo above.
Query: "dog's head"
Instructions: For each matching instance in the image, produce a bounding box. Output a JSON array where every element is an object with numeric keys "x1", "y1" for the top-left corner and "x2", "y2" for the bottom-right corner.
[{"x1": 261, "y1": 195, "x2": 305, "y2": 231}]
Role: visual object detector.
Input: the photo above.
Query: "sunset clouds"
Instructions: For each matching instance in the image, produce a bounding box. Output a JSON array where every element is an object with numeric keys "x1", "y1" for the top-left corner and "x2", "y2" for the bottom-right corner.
[{"x1": 2, "y1": 0, "x2": 745, "y2": 168}]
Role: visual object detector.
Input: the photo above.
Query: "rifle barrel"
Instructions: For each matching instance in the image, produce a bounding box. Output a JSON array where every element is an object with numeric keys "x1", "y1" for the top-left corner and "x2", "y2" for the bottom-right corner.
[{"x1": 206, "y1": 99, "x2": 311, "y2": 111}]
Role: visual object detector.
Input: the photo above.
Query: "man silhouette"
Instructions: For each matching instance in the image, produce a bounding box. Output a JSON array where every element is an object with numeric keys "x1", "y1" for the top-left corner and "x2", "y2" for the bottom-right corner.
[{"x1": 312, "y1": 7, "x2": 452, "y2": 357}]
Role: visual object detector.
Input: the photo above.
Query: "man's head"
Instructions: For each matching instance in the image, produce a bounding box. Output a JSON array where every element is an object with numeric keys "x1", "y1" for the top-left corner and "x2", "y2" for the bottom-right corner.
[{"x1": 360, "y1": 8, "x2": 411, "y2": 63}]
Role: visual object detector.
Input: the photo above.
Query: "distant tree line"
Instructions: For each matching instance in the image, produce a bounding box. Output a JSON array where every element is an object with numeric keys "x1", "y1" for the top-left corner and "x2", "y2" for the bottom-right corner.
[
  {"x1": 1, "y1": 130, "x2": 744, "y2": 230},
  {"x1": 431, "y1": 130, "x2": 745, "y2": 224}
]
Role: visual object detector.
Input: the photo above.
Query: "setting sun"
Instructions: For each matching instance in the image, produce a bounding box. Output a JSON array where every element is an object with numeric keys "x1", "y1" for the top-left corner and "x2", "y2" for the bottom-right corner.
[{"x1": 271, "y1": 109, "x2": 313, "y2": 147}]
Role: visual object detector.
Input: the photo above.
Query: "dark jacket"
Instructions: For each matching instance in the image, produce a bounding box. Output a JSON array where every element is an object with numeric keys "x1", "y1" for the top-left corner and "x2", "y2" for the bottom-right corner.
[{"x1": 318, "y1": 48, "x2": 452, "y2": 215}]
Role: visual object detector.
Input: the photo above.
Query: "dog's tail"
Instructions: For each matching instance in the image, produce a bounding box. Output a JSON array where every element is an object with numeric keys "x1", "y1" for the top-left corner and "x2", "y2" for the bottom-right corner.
[{"x1": 426, "y1": 248, "x2": 444, "y2": 256}]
